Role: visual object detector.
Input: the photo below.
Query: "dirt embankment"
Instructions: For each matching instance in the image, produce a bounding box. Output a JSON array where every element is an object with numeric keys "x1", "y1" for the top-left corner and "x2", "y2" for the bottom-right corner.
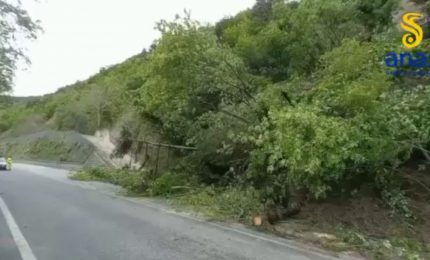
[
  {"x1": 0, "y1": 125, "x2": 164, "y2": 170},
  {"x1": 81, "y1": 130, "x2": 136, "y2": 169},
  {"x1": 0, "y1": 130, "x2": 118, "y2": 168}
]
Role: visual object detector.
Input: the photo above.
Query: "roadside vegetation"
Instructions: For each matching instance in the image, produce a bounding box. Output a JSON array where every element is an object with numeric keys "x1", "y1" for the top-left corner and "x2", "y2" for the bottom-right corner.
[
  {"x1": 72, "y1": 168, "x2": 264, "y2": 221},
  {"x1": 0, "y1": 0, "x2": 40, "y2": 94},
  {"x1": 0, "y1": 130, "x2": 95, "y2": 163},
  {"x1": 71, "y1": 165, "x2": 429, "y2": 259},
  {"x1": 2, "y1": 0, "x2": 430, "y2": 258}
]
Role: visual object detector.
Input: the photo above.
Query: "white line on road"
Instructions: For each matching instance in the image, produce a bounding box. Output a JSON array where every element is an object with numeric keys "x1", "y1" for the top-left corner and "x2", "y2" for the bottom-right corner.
[{"x1": 0, "y1": 196, "x2": 37, "y2": 260}]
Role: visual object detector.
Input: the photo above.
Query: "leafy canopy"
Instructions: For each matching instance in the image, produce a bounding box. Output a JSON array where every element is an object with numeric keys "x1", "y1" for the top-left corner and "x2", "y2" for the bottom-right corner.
[{"x1": 0, "y1": 0, "x2": 40, "y2": 93}]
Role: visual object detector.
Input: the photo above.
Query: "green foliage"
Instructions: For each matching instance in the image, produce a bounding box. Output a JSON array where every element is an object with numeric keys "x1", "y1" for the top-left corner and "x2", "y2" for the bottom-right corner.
[
  {"x1": 270, "y1": 106, "x2": 361, "y2": 197},
  {"x1": 71, "y1": 168, "x2": 111, "y2": 181},
  {"x1": 0, "y1": 54, "x2": 147, "y2": 136},
  {"x1": 244, "y1": 40, "x2": 398, "y2": 199},
  {"x1": 72, "y1": 168, "x2": 192, "y2": 196},
  {"x1": 71, "y1": 168, "x2": 150, "y2": 194},
  {"x1": 72, "y1": 168, "x2": 262, "y2": 221},
  {"x1": 355, "y1": 0, "x2": 399, "y2": 33},
  {"x1": 381, "y1": 188, "x2": 413, "y2": 219},
  {"x1": 0, "y1": 0, "x2": 40, "y2": 93},
  {"x1": 54, "y1": 104, "x2": 92, "y2": 134},
  {"x1": 336, "y1": 228, "x2": 427, "y2": 260},
  {"x1": 5, "y1": 0, "x2": 430, "y2": 235},
  {"x1": 135, "y1": 15, "x2": 261, "y2": 143},
  {"x1": 174, "y1": 186, "x2": 263, "y2": 220},
  {"x1": 60, "y1": 0, "x2": 428, "y2": 208},
  {"x1": 216, "y1": 0, "x2": 399, "y2": 80},
  {"x1": 54, "y1": 3, "x2": 430, "y2": 255},
  {"x1": 149, "y1": 171, "x2": 192, "y2": 196},
  {"x1": 0, "y1": 130, "x2": 95, "y2": 163},
  {"x1": 110, "y1": 170, "x2": 150, "y2": 194}
]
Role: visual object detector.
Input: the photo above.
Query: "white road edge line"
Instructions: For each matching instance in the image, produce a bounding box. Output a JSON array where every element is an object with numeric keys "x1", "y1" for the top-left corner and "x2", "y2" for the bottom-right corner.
[{"x1": 0, "y1": 196, "x2": 37, "y2": 260}]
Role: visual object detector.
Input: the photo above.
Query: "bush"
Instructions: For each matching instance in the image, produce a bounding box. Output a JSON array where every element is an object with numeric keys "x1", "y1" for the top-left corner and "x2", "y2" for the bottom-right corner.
[
  {"x1": 71, "y1": 168, "x2": 111, "y2": 182},
  {"x1": 71, "y1": 168, "x2": 150, "y2": 194},
  {"x1": 175, "y1": 186, "x2": 263, "y2": 220},
  {"x1": 87, "y1": 168, "x2": 111, "y2": 179},
  {"x1": 71, "y1": 168, "x2": 195, "y2": 195},
  {"x1": 149, "y1": 171, "x2": 193, "y2": 196},
  {"x1": 107, "y1": 170, "x2": 144, "y2": 193},
  {"x1": 241, "y1": 40, "x2": 430, "y2": 203}
]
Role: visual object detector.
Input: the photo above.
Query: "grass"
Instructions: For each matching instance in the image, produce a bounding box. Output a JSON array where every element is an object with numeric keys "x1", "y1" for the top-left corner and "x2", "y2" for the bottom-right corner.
[
  {"x1": 329, "y1": 228, "x2": 429, "y2": 260},
  {"x1": 1, "y1": 130, "x2": 94, "y2": 163},
  {"x1": 71, "y1": 168, "x2": 150, "y2": 195},
  {"x1": 70, "y1": 168, "x2": 111, "y2": 182}
]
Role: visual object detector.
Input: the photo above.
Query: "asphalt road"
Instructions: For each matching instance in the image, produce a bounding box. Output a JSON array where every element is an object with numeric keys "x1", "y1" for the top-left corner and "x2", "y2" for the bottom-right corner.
[{"x1": 0, "y1": 164, "x2": 359, "y2": 260}]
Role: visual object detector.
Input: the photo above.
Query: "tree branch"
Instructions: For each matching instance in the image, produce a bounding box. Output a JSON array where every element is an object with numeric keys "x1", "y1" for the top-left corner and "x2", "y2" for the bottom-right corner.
[
  {"x1": 417, "y1": 144, "x2": 430, "y2": 162},
  {"x1": 222, "y1": 58, "x2": 256, "y2": 102},
  {"x1": 219, "y1": 109, "x2": 250, "y2": 124},
  {"x1": 401, "y1": 174, "x2": 430, "y2": 194}
]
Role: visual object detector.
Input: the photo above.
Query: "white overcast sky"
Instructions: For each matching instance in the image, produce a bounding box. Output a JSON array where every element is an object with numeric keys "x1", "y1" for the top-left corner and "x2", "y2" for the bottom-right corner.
[{"x1": 13, "y1": 0, "x2": 255, "y2": 96}]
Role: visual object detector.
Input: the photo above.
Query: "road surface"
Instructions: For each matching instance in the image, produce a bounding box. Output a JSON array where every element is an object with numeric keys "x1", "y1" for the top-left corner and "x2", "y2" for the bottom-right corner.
[{"x1": 0, "y1": 164, "x2": 359, "y2": 260}]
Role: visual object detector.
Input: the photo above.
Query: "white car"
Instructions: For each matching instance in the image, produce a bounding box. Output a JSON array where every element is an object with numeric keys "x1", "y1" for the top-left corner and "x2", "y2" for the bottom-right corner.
[{"x1": 0, "y1": 157, "x2": 8, "y2": 170}]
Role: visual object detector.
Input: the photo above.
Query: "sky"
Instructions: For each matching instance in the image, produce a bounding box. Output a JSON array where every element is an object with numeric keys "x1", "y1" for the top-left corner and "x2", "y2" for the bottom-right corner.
[{"x1": 13, "y1": 0, "x2": 256, "y2": 97}]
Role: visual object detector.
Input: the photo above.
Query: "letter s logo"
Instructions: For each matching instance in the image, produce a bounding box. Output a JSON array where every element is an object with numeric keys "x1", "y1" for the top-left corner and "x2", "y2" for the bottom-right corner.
[{"x1": 401, "y1": 12, "x2": 424, "y2": 49}]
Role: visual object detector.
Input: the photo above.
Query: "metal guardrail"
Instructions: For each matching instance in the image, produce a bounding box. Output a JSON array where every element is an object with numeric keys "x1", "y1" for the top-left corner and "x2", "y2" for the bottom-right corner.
[{"x1": 131, "y1": 139, "x2": 195, "y2": 176}]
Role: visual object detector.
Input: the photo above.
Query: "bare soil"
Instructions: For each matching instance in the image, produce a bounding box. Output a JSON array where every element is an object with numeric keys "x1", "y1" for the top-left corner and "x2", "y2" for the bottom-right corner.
[
  {"x1": 295, "y1": 170, "x2": 430, "y2": 244},
  {"x1": 269, "y1": 165, "x2": 430, "y2": 259}
]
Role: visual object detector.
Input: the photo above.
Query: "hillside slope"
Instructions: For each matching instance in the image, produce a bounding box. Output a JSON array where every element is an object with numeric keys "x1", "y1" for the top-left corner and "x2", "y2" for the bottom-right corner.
[
  {"x1": 0, "y1": 130, "x2": 121, "y2": 168},
  {"x1": 1, "y1": 1, "x2": 430, "y2": 258}
]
